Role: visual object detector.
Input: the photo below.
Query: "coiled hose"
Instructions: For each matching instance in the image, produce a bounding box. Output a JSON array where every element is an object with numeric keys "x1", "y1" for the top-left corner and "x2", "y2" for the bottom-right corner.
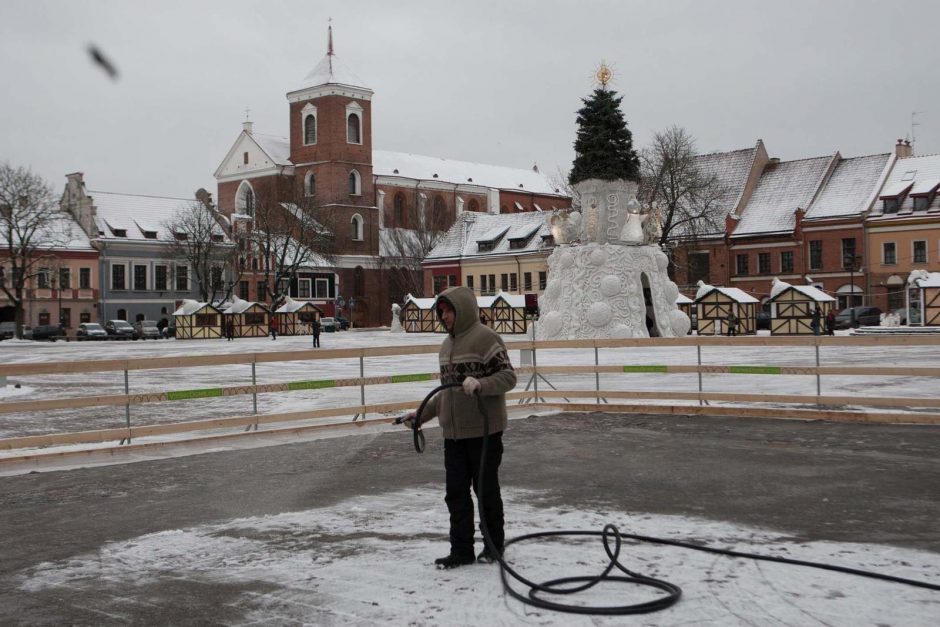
[{"x1": 399, "y1": 383, "x2": 940, "y2": 616}]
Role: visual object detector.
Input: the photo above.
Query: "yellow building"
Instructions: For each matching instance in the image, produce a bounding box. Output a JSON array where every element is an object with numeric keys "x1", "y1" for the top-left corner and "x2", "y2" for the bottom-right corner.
[
  {"x1": 865, "y1": 152, "x2": 940, "y2": 314},
  {"x1": 422, "y1": 212, "x2": 556, "y2": 304}
]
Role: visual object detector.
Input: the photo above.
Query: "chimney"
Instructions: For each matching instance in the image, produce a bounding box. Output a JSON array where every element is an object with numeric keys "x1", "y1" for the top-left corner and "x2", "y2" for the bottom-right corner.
[
  {"x1": 532, "y1": 163, "x2": 539, "y2": 173},
  {"x1": 896, "y1": 139, "x2": 913, "y2": 158},
  {"x1": 243, "y1": 120, "x2": 253, "y2": 135}
]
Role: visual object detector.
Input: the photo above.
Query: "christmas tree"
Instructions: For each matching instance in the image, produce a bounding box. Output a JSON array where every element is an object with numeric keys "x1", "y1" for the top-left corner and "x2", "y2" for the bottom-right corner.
[{"x1": 569, "y1": 82, "x2": 640, "y2": 185}]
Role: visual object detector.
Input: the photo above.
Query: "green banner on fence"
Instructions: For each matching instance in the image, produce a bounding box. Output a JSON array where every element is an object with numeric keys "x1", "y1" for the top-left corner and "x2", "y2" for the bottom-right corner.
[
  {"x1": 622, "y1": 365, "x2": 669, "y2": 373},
  {"x1": 288, "y1": 379, "x2": 337, "y2": 391},
  {"x1": 167, "y1": 388, "x2": 223, "y2": 401},
  {"x1": 391, "y1": 373, "x2": 435, "y2": 383},
  {"x1": 729, "y1": 366, "x2": 781, "y2": 375}
]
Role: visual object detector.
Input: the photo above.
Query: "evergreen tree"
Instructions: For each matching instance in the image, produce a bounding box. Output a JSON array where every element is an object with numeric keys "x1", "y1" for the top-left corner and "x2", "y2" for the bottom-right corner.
[{"x1": 569, "y1": 87, "x2": 640, "y2": 185}]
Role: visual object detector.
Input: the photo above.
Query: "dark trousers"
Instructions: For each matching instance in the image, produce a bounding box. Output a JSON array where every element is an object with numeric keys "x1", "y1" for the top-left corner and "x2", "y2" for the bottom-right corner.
[
  {"x1": 312, "y1": 334, "x2": 320, "y2": 347},
  {"x1": 444, "y1": 433, "x2": 504, "y2": 558}
]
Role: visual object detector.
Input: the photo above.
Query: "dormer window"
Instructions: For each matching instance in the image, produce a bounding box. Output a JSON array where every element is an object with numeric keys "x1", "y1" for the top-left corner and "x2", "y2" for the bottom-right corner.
[
  {"x1": 174, "y1": 232, "x2": 188, "y2": 241},
  {"x1": 914, "y1": 196, "x2": 930, "y2": 211},
  {"x1": 476, "y1": 226, "x2": 510, "y2": 252},
  {"x1": 143, "y1": 230, "x2": 157, "y2": 239},
  {"x1": 112, "y1": 228, "x2": 127, "y2": 238},
  {"x1": 883, "y1": 198, "x2": 899, "y2": 214}
]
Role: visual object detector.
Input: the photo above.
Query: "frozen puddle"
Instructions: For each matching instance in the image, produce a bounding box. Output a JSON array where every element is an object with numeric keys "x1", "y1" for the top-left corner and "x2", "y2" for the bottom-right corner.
[{"x1": 17, "y1": 487, "x2": 940, "y2": 625}]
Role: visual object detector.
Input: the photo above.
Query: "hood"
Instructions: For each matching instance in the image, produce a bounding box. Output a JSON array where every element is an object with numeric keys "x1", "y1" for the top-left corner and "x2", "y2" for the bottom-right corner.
[{"x1": 437, "y1": 286, "x2": 480, "y2": 336}]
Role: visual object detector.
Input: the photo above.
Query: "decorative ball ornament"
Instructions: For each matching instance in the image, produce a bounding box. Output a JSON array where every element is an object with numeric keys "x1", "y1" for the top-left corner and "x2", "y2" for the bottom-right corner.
[
  {"x1": 558, "y1": 251, "x2": 575, "y2": 269},
  {"x1": 595, "y1": 63, "x2": 612, "y2": 87},
  {"x1": 587, "y1": 302, "x2": 613, "y2": 327},
  {"x1": 540, "y1": 311, "x2": 564, "y2": 338},
  {"x1": 589, "y1": 247, "x2": 608, "y2": 267},
  {"x1": 600, "y1": 275, "x2": 622, "y2": 297},
  {"x1": 663, "y1": 282, "x2": 679, "y2": 303},
  {"x1": 669, "y1": 310, "x2": 692, "y2": 336},
  {"x1": 544, "y1": 279, "x2": 561, "y2": 301}
]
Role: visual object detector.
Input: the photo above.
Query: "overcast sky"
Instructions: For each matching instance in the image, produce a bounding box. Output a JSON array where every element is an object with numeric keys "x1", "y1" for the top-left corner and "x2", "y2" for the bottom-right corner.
[{"x1": 2, "y1": 0, "x2": 939, "y2": 200}]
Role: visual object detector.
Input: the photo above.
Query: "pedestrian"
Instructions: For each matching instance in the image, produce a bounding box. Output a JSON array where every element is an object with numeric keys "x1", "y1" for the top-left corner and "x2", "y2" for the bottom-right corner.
[
  {"x1": 312, "y1": 318, "x2": 321, "y2": 347},
  {"x1": 225, "y1": 316, "x2": 235, "y2": 341},
  {"x1": 826, "y1": 308, "x2": 836, "y2": 336},
  {"x1": 400, "y1": 286, "x2": 517, "y2": 569},
  {"x1": 269, "y1": 316, "x2": 278, "y2": 340},
  {"x1": 811, "y1": 306, "x2": 822, "y2": 336},
  {"x1": 726, "y1": 310, "x2": 738, "y2": 337}
]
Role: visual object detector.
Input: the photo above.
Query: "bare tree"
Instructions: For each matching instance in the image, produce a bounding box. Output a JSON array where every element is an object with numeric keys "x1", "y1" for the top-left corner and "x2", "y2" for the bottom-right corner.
[
  {"x1": 639, "y1": 126, "x2": 729, "y2": 278},
  {"x1": 0, "y1": 164, "x2": 68, "y2": 338},
  {"x1": 161, "y1": 195, "x2": 235, "y2": 303},
  {"x1": 245, "y1": 188, "x2": 336, "y2": 308},
  {"x1": 380, "y1": 192, "x2": 448, "y2": 300}
]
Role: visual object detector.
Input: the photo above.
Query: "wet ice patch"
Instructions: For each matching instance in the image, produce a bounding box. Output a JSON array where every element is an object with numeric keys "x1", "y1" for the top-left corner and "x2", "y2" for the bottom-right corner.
[{"x1": 16, "y1": 487, "x2": 940, "y2": 625}]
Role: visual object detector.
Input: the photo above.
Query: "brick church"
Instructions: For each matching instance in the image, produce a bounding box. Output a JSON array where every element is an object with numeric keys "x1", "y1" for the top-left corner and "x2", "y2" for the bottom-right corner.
[{"x1": 213, "y1": 28, "x2": 569, "y2": 327}]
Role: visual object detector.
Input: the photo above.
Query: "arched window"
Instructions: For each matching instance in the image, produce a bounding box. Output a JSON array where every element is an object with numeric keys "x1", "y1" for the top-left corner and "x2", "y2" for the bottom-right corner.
[
  {"x1": 394, "y1": 193, "x2": 405, "y2": 225},
  {"x1": 432, "y1": 196, "x2": 446, "y2": 228},
  {"x1": 347, "y1": 113, "x2": 361, "y2": 144},
  {"x1": 354, "y1": 266, "x2": 365, "y2": 297},
  {"x1": 468, "y1": 199, "x2": 480, "y2": 213},
  {"x1": 236, "y1": 181, "x2": 255, "y2": 217},
  {"x1": 304, "y1": 114, "x2": 316, "y2": 145},
  {"x1": 350, "y1": 214, "x2": 364, "y2": 241},
  {"x1": 117, "y1": 308, "x2": 127, "y2": 321},
  {"x1": 304, "y1": 171, "x2": 316, "y2": 197},
  {"x1": 348, "y1": 169, "x2": 361, "y2": 196}
]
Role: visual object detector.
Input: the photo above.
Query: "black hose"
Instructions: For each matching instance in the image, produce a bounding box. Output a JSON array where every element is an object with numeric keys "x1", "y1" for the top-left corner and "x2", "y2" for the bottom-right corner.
[{"x1": 403, "y1": 383, "x2": 940, "y2": 616}]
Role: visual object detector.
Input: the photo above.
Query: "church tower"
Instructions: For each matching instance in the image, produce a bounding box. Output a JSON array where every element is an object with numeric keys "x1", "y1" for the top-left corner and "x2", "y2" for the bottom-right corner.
[{"x1": 286, "y1": 25, "x2": 374, "y2": 210}]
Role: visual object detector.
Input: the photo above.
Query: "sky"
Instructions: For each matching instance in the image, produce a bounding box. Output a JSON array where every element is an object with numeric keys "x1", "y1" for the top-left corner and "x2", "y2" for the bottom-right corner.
[{"x1": 2, "y1": 0, "x2": 940, "y2": 200}]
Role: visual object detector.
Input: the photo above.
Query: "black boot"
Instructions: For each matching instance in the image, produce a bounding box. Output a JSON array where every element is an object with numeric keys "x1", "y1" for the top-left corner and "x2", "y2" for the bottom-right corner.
[
  {"x1": 476, "y1": 546, "x2": 503, "y2": 564},
  {"x1": 434, "y1": 553, "x2": 474, "y2": 570}
]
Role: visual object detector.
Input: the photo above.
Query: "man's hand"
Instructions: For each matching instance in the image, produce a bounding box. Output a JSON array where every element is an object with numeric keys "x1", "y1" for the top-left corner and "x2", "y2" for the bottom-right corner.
[
  {"x1": 398, "y1": 411, "x2": 418, "y2": 428},
  {"x1": 462, "y1": 376, "x2": 482, "y2": 396}
]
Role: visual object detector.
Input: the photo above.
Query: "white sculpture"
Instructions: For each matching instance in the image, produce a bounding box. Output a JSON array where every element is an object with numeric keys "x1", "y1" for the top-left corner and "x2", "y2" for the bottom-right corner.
[
  {"x1": 390, "y1": 303, "x2": 403, "y2": 333},
  {"x1": 536, "y1": 178, "x2": 690, "y2": 340}
]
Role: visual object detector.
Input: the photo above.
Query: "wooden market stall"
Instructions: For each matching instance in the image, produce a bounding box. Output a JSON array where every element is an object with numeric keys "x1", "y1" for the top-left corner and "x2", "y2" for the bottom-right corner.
[
  {"x1": 489, "y1": 292, "x2": 528, "y2": 334},
  {"x1": 401, "y1": 295, "x2": 442, "y2": 333},
  {"x1": 274, "y1": 298, "x2": 323, "y2": 335},
  {"x1": 173, "y1": 299, "x2": 223, "y2": 340},
  {"x1": 676, "y1": 294, "x2": 694, "y2": 334},
  {"x1": 223, "y1": 297, "x2": 270, "y2": 338},
  {"x1": 694, "y1": 281, "x2": 760, "y2": 335},
  {"x1": 768, "y1": 278, "x2": 836, "y2": 335},
  {"x1": 907, "y1": 270, "x2": 940, "y2": 326}
]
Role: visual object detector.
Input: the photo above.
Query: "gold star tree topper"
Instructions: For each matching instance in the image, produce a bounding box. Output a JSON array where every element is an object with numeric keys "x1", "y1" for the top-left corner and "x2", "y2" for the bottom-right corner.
[{"x1": 595, "y1": 62, "x2": 613, "y2": 88}]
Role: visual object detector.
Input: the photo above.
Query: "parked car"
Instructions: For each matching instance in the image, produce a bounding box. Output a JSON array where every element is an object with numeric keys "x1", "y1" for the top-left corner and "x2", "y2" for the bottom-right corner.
[
  {"x1": 76, "y1": 322, "x2": 109, "y2": 340},
  {"x1": 135, "y1": 319, "x2": 162, "y2": 339},
  {"x1": 892, "y1": 307, "x2": 921, "y2": 325},
  {"x1": 756, "y1": 311, "x2": 772, "y2": 331},
  {"x1": 833, "y1": 306, "x2": 882, "y2": 330},
  {"x1": 31, "y1": 324, "x2": 65, "y2": 341},
  {"x1": 105, "y1": 319, "x2": 139, "y2": 340},
  {"x1": 0, "y1": 321, "x2": 31, "y2": 340},
  {"x1": 335, "y1": 315, "x2": 350, "y2": 330},
  {"x1": 320, "y1": 316, "x2": 338, "y2": 332},
  {"x1": 162, "y1": 322, "x2": 176, "y2": 338}
]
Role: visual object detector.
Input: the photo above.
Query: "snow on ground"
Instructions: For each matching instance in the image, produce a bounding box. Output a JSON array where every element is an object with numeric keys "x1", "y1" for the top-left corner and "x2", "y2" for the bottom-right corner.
[{"x1": 14, "y1": 486, "x2": 940, "y2": 625}]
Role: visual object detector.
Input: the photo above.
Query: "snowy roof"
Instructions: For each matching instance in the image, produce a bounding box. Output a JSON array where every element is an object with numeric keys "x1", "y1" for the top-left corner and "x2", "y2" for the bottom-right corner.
[
  {"x1": 296, "y1": 50, "x2": 370, "y2": 91},
  {"x1": 0, "y1": 209, "x2": 94, "y2": 251},
  {"x1": 403, "y1": 294, "x2": 438, "y2": 309},
  {"x1": 173, "y1": 300, "x2": 207, "y2": 316},
  {"x1": 909, "y1": 270, "x2": 940, "y2": 288},
  {"x1": 871, "y1": 154, "x2": 940, "y2": 216},
  {"x1": 224, "y1": 298, "x2": 267, "y2": 314},
  {"x1": 769, "y1": 278, "x2": 835, "y2": 302},
  {"x1": 87, "y1": 191, "x2": 226, "y2": 242},
  {"x1": 373, "y1": 150, "x2": 565, "y2": 196},
  {"x1": 676, "y1": 294, "x2": 693, "y2": 304},
  {"x1": 252, "y1": 134, "x2": 292, "y2": 166},
  {"x1": 493, "y1": 291, "x2": 525, "y2": 307},
  {"x1": 426, "y1": 212, "x2": 552, "y2": 260},
  {"x1": 694, "y1": 282, "x2": 759, "y2": 303},
  {"x1": 732, "y1": 155, "x2": 835, "y2": 237},
  {"x1": 804, "y1": 154, "x2": 891, "y2": 220},
  {"x1": 276, "y1": 298, "x2": 319, "y2": 313}
]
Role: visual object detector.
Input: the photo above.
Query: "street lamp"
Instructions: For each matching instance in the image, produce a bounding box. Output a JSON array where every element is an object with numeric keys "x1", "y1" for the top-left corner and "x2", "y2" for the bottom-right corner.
[{"x1": 843, "y1": 253, "x2": 862, "y2": 313}]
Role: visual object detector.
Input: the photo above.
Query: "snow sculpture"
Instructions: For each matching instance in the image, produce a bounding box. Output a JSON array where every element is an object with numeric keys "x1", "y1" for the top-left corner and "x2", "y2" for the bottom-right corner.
[
  {"x1": 537, "y1": 179, "x2": 690, "y2": 340},
  {"x1": 390, "y1": 303, "x2": 403, "y2": 333}
]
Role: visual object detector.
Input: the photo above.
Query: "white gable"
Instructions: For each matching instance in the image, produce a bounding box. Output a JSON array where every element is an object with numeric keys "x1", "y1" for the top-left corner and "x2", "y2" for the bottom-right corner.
[{"x1": 215, "y1": 132, "x2": 292, "y2": 180}]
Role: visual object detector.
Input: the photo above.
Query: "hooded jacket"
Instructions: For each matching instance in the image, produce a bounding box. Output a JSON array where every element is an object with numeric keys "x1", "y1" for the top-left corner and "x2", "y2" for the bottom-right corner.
[{"x1": 425, "y1": 286, "x2": 517, "y2": 439}]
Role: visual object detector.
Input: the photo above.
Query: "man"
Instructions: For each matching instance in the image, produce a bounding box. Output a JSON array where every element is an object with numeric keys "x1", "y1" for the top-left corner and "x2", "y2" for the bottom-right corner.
[
  {"x1": 401, "y1": 286, "x2": 517, "y2": 569},
  {"x1": 312, "y1": 318, "x2": 321, "y2": 347}
]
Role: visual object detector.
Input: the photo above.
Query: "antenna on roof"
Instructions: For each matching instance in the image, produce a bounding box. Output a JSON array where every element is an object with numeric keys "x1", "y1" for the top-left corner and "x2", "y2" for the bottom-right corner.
[{"x1": 911, "y1": 111, "x2": 923, "y2": 150}]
